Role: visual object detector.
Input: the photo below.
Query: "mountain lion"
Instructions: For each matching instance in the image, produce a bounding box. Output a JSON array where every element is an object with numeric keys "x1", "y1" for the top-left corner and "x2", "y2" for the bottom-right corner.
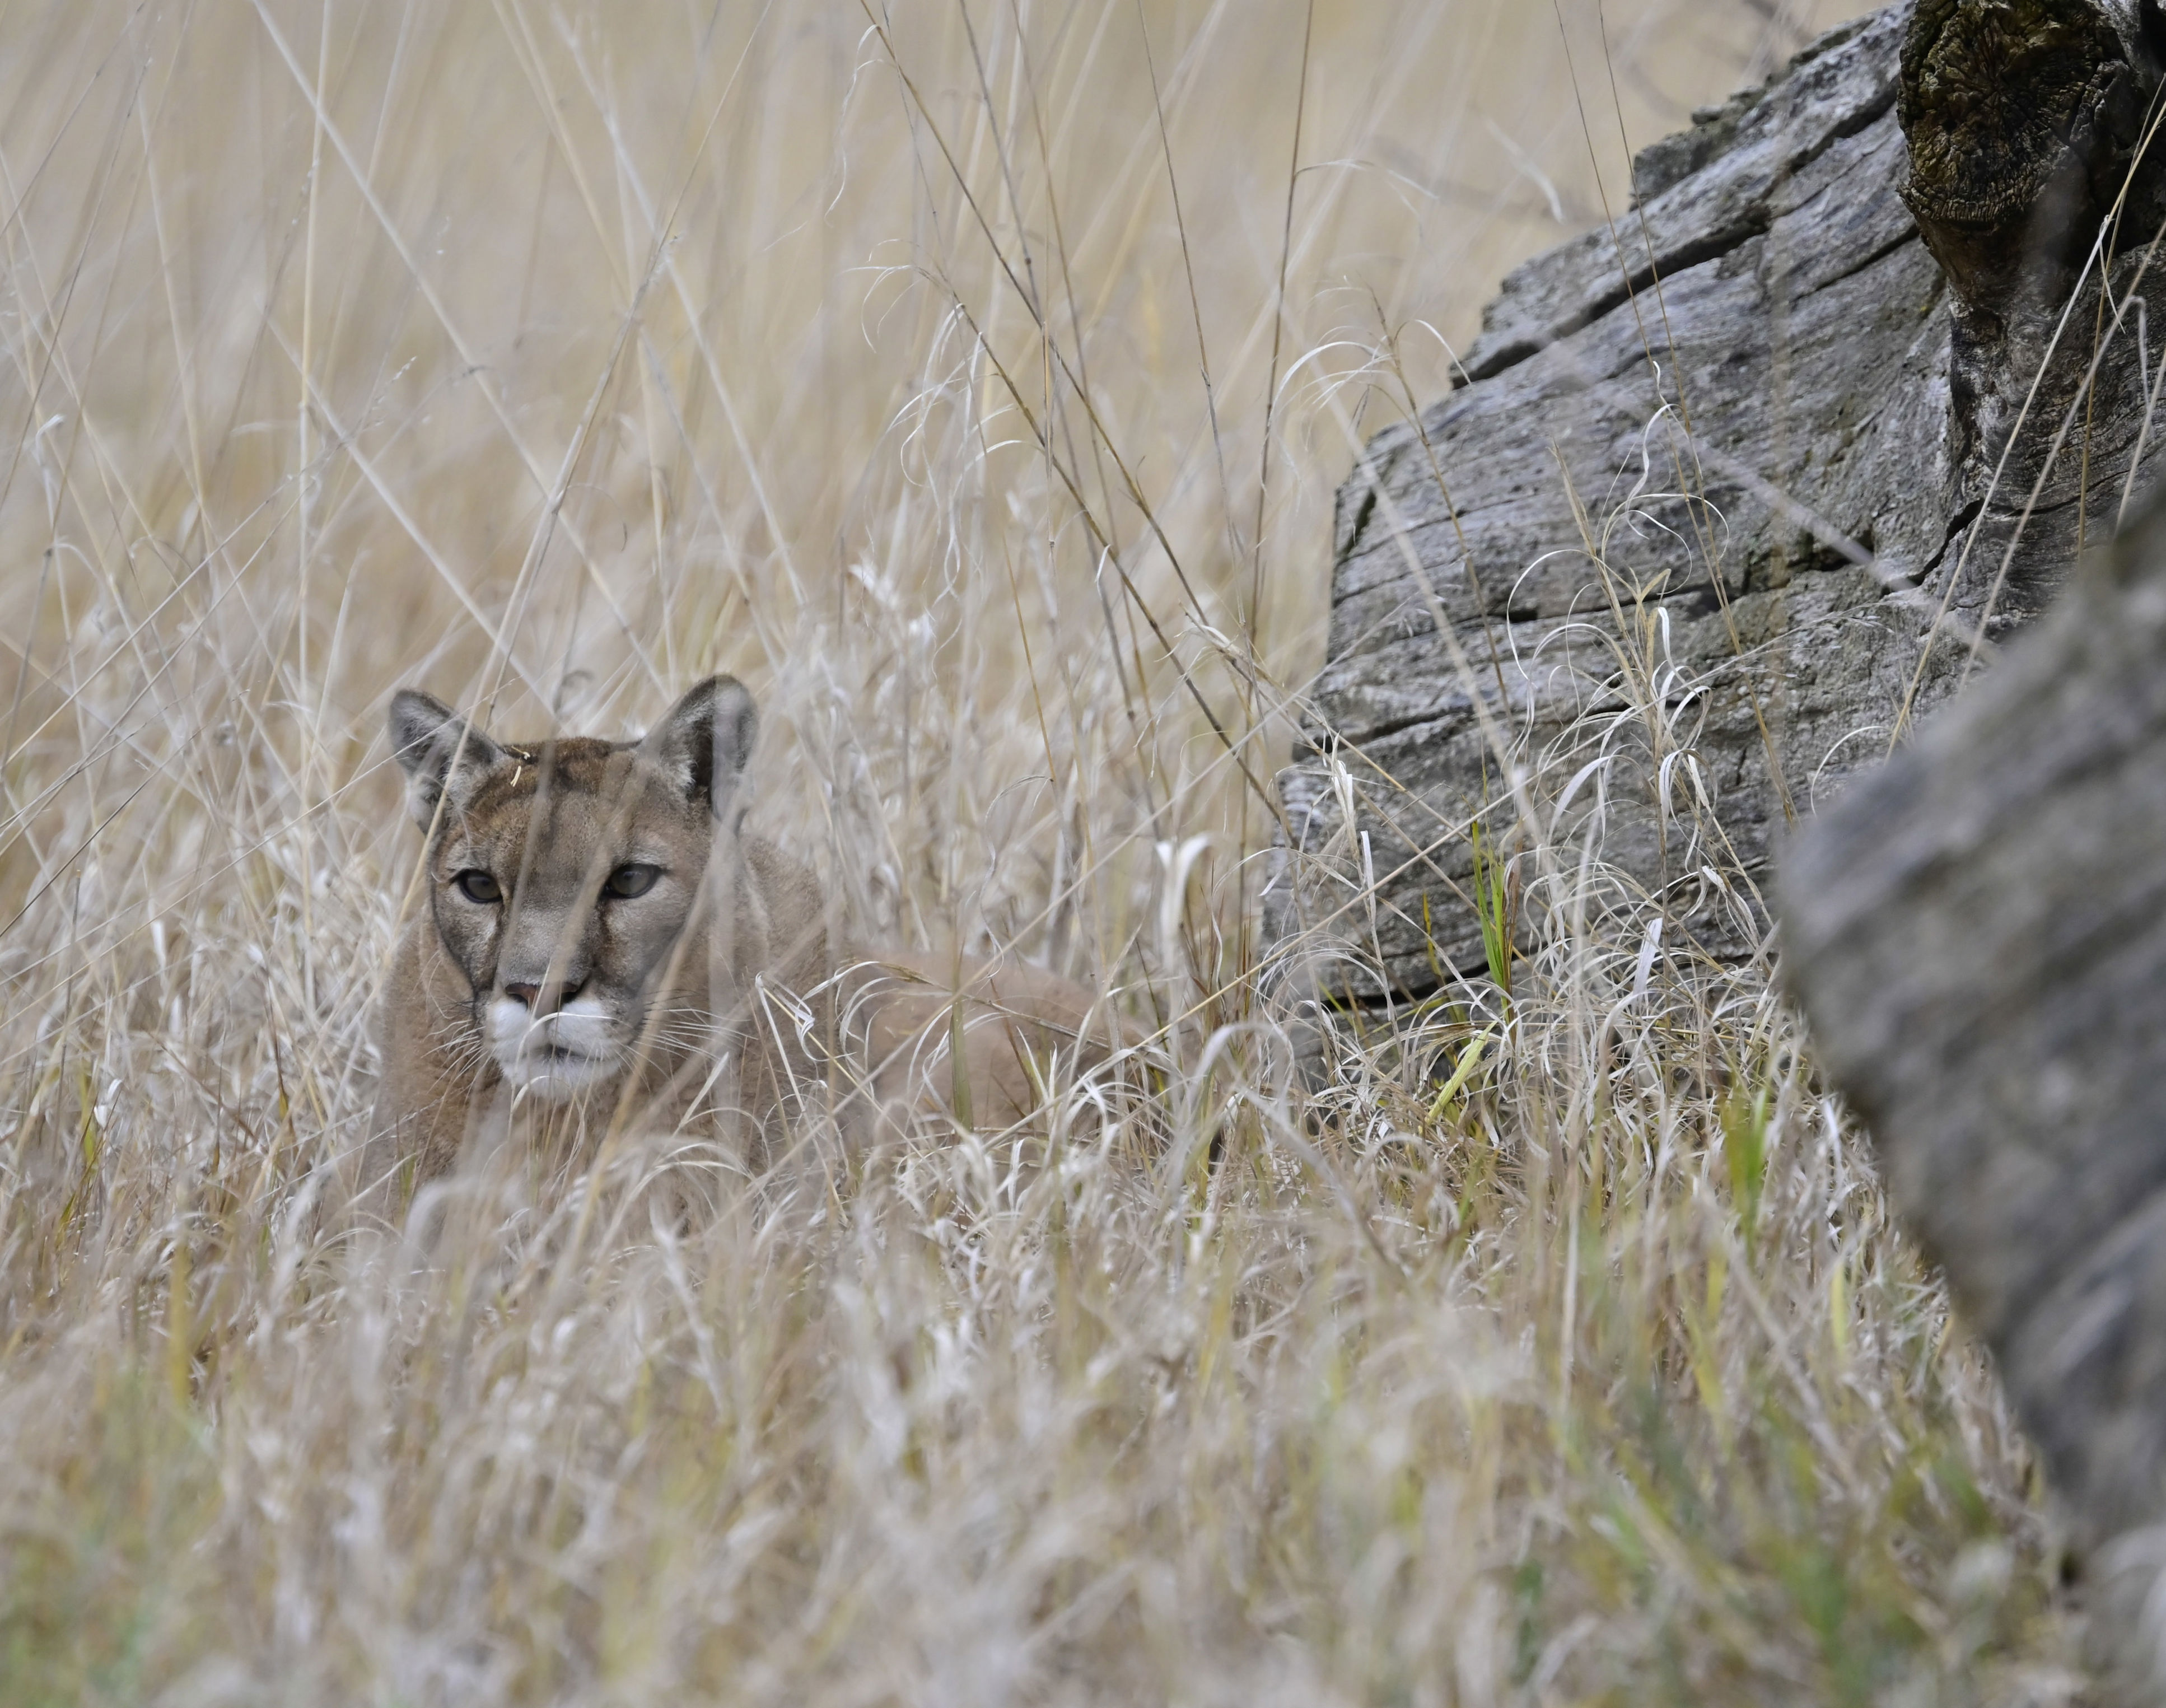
[{"x1": 363, "y1": 675, "x2": 1133, "y2": 1206}]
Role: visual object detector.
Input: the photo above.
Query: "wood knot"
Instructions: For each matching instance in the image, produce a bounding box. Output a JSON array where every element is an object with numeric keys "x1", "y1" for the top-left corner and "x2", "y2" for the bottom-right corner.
[{"x1": 1898, "y1": 0, "x2": 2158, "y2": 312}]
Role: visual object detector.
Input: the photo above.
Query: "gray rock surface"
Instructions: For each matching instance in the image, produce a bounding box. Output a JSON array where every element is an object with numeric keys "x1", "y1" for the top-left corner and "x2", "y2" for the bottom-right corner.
[{"x1": 1268, "y1": 0, "x2": 2166, "y2": 1005}]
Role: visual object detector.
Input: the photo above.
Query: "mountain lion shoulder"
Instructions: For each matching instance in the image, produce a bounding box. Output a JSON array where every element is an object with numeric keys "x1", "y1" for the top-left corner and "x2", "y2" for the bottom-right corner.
[{"x1": 364, "y1": 674, "x2": 1132, "y2": 1204}]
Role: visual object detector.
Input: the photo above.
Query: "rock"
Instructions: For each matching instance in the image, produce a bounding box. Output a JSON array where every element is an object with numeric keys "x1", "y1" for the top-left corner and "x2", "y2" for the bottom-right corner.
[{"x1": 1267, "y1": 0, "x2": 2166, "y2": 1009}]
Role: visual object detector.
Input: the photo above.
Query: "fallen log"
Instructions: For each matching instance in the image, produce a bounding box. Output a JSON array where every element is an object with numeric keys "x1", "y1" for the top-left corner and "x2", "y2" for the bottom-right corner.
[
  {"x1": 1267, "y1": 0, "x2": 2166, "y2": 1008},
  {"x1": 1778, "y1": 490, "x2": 2166, "y2": 1697},
  {"x1": 1285, "y1": 0, "x2": 2166, "y2": 1684}
]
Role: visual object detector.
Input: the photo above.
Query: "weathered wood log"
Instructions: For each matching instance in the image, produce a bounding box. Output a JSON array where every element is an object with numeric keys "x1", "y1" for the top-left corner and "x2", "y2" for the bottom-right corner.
[
  {"x1": 1778, "y1": 494, "x2": 2166, "y2": 1695},
  {"x1": 1901, "y1": 0, "x2": 2158, "y2": 309},
  {"x1": 1267, "y1": 0, "x2": 2166, "y2": 1006}
]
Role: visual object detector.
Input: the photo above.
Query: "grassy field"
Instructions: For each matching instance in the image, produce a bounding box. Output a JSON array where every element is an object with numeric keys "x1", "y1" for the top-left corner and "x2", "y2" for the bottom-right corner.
[{"x1": 0, "y1": 1, "x2": 2086, "y2": 1702}]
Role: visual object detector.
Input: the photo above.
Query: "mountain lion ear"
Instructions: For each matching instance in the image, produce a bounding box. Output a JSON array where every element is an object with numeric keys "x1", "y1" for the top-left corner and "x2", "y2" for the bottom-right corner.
[
  {"x1": 639, "y1": 675, "x2": 758, "y2": 822},
  {"x1": 388, "y1": 689, "x2": 504, "y2": 830}
]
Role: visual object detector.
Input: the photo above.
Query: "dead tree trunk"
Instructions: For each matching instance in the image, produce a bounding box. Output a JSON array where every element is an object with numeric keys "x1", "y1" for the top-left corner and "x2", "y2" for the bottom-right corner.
[
  {"x1": 1267, "y1": 0, "x2": 2166, "y2": 1014},
  {"x1": 1278, "y1": 0, "x2": 2166, "y2": 1683},
  {"x1": 1779, "y1": 492, "x2": 2166, "y2": 1697}
]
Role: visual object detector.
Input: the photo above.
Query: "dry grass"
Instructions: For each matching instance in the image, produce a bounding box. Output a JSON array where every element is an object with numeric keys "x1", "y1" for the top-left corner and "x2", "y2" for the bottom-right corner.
[{"x1": 0, "y1": 1, "x2": 2085, "y2": 1702}]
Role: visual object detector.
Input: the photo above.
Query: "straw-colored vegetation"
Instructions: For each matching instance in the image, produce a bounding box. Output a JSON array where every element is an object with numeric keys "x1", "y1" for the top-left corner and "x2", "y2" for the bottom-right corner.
[{"x1": 0, "y1": 2, "x2": 2084, "y2": 1702}]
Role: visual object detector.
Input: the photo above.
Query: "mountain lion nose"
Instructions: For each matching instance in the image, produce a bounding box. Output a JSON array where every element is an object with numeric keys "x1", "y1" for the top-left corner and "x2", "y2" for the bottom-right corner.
[{"x1": 503, "y1": 978, "x2": 586, "y2": 1015}]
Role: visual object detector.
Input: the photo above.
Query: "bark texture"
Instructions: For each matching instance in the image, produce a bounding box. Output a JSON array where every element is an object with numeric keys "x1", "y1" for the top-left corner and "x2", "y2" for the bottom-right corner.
[{"x1": 1267, "y1": 0, "x2": 2166, "y2": 1006}]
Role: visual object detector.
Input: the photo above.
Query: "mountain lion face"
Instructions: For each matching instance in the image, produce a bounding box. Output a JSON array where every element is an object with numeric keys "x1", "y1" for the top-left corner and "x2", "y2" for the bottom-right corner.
[{"x1": 388, "y1": 676, "x2": 756, "y2": 1102}]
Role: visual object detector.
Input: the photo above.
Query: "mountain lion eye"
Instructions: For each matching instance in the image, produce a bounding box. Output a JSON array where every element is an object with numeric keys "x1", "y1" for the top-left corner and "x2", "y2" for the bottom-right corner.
[
  {"x1": 453, "y1": 869, "x2": 502, "y2": 904},
  {"x1": 604, "y1": 864, "x2": 661, "y2": 900}
]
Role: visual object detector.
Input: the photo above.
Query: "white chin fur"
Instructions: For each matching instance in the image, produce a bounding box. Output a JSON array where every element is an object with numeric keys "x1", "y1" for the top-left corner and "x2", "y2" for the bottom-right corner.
[{"x1": 487, "y1": 995, "x2": 620, "y2": 1101}]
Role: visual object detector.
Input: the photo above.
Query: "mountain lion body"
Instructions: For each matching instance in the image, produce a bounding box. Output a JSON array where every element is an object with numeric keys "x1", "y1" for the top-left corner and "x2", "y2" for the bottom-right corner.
[{"x1": 363, "y1": 675, "x2": 1129, "y2": 1205}]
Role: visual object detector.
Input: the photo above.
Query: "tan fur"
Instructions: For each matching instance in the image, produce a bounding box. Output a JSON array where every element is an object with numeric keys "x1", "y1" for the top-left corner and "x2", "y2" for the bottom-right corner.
[
  {"x1": 854, "y1": 950, "x2": 1140, "y2": 1136},
  {"x1": 362, "y1": 677, "x2": 1132, "y2": 1211}
]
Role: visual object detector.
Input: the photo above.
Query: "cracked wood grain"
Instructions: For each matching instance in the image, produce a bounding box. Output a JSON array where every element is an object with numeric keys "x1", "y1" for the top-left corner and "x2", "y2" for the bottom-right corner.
[{"x1": 1268, "y1": 0, "x2": 2166, "y2": 1015}]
